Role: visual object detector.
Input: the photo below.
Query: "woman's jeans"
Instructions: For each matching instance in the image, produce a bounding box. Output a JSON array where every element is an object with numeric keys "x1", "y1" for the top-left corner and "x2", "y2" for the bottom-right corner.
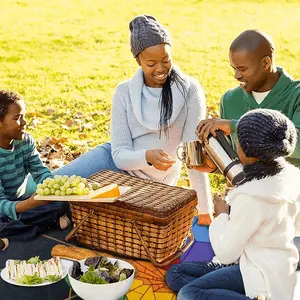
[
  {"x1": 53, "y1": 142, "x2": 124, "y2": 177},
  {"x1": 166, "y1": 261, "x2": 253, "y2": 300}
]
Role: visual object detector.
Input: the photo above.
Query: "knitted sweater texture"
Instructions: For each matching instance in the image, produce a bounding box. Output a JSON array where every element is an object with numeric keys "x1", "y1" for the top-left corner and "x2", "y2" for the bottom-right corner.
[{"x1": 0, "y1": 133, "x2": 52, "y2": 220}]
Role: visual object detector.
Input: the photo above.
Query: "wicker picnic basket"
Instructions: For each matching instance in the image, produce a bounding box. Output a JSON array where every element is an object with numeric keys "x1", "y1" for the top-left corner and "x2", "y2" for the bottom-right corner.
[{"x1": 66, "y1": 170, "x2": 197, "y2": 267}]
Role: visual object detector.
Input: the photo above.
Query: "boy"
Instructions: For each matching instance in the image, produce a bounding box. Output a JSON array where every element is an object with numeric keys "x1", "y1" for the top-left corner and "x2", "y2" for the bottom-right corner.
[{"x1": 0, "y1": 90, "x2": 69, "y2": 242}]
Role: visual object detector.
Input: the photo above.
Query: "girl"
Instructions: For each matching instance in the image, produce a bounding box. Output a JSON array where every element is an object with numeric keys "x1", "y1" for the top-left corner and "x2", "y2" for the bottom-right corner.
[
  {"x1": 166, "y1": 108, "x2": 300, "y2": 300},
  {"x1": 54, "y1": 15, "x2": 214, "y2": 225}
]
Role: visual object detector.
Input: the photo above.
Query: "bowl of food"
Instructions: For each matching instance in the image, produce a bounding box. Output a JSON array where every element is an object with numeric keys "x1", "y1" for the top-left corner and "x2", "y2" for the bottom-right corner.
[{"x1": 68, "y1": 256, "x2": 135, "y2": 300}]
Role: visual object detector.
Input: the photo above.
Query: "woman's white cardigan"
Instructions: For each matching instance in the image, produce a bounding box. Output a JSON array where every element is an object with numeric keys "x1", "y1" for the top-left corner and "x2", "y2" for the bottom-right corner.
[{"x1": 110, "y1": 67, "x2": 212, "y2": 213}]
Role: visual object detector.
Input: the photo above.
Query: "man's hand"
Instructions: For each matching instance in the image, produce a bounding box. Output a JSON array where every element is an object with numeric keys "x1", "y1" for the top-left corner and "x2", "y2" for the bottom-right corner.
[
  {"x1": 146, "y1": 149, "x2": 176, "y2": 171},
  {"x1": 196, "y1": 118, "x2": 232, "y2": 144},
  {"x1": 15, "y1": 194, "x2": 52, "y2": 213},
  {"x1": 213, "y1": 194, "x2": 230, "y2": 217}
]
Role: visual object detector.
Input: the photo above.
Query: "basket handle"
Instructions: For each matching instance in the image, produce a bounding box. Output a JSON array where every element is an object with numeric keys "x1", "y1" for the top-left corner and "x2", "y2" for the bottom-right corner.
[
  {"x1": 132, "y1": 220, "x2": 194, "y2": 268},
  {"x1": 65, "y1": 210, "x2": 94, "y2": 242}
]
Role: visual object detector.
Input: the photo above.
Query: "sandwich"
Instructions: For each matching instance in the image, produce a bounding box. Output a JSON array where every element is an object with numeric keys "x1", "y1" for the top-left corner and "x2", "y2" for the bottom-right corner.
[{"x1": 6, "y1": 256, "x2": 63, "y2": 284}]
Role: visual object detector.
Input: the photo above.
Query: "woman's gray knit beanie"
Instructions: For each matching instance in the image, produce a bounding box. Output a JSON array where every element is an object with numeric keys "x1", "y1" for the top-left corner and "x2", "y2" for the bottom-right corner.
[{"x1": 129, "y1": 15, "x2": 171, "y2": 58}]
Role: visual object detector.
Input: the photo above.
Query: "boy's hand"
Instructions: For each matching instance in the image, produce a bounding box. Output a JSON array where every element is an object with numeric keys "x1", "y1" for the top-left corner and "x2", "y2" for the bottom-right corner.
[
  {"x1": 15, "y1": 194, "x2": 52, "y2": 213},
  {"x1": 146, "y1": 149, "x2": 176, "y2": 171},
  {"x1": 28, "y1": 196, "x2": 52, "y2": 207},
  {"x1": 196, "y1": 118, "x2": 231, "y2": 144}
]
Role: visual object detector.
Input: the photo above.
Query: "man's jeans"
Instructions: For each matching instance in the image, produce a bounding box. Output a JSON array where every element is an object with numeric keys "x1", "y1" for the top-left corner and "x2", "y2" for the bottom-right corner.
[{"x1": 166, "y1": 261, "x2": 253, "y2": 300}]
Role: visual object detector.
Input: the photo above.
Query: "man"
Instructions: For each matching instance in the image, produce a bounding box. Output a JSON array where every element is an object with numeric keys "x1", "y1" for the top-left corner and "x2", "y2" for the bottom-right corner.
[{"x1": 197, "y1": 29, "x2": 300, "y2": 167}]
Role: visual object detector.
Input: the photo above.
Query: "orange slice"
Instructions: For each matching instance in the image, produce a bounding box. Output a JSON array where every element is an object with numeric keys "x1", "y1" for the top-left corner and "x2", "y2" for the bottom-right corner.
[{"x1": 89, "y1": 183, "x2": 120, "y2": 199}]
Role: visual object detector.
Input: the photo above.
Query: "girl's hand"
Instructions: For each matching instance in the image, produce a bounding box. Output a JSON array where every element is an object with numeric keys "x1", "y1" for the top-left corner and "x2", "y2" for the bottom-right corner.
[
  {"x1": 188, "y1": 148, "x2": 217, "y2": 173},
  {"x1": 146, "y1": 149, "x2": 176, "y2": 171},
  {"x1": 213, "y1": 194, "x2": 230, "y2": 217},
  {"x1": 187, "y1": 150, "x2": 218, "y2": 173}
]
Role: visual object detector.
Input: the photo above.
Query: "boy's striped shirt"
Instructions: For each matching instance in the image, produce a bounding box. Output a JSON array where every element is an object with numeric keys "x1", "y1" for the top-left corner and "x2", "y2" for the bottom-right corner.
[{"x1": 0, "y1": 133, "x2": 52, "y2": 219}]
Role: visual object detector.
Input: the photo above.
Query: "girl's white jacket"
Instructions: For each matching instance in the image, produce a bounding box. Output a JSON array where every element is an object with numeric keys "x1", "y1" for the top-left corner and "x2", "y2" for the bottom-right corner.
[{"x1": 209, "y1": 163, "x2": 300, "y2": 300}]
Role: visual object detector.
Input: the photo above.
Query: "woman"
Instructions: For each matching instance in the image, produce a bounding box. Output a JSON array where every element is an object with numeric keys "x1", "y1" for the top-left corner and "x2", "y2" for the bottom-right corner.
[
  {"x1": 166, "y1": 109, "x2": 300, "y2": 300},
  {"x1": 55, "y1": 15, "x2": 213, "y2": 225}
]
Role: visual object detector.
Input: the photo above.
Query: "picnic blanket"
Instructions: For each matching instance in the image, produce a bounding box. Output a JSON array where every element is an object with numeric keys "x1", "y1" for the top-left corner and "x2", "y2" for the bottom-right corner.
[{"x1": 0, "y1": 217, "x2": 299, "y2": 300}]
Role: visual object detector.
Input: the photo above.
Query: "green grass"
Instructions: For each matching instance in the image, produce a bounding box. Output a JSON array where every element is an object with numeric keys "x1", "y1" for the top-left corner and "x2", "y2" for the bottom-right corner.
[{"x1": 1, "y1": 0, "x2": 300, "y2": 192}]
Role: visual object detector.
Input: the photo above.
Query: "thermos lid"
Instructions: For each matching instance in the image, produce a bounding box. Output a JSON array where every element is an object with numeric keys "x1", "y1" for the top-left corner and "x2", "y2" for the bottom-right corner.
[{"x1": 231, "y1": 172, "x2": 246, "y2": 185}]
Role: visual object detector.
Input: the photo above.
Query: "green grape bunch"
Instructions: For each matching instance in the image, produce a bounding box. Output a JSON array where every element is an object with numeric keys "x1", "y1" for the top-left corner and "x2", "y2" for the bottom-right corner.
[
  {"x1": 91, "y1": 182, "x2": 101, "y2": 191},
  {"x1": 36, "y1": 175, "x2": 90, "y2": 196}
]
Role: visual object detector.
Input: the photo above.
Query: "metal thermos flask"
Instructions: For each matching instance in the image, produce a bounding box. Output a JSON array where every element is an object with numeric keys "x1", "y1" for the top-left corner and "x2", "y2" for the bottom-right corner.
[{"x1": 204, "y1": 131, "x2": 245, "y2": 185}]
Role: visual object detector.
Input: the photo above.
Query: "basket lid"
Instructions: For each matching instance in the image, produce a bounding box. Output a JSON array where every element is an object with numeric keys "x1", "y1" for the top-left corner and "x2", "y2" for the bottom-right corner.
[{"x1": 88, "y1": 170, "x2": 197, "y2": 218}]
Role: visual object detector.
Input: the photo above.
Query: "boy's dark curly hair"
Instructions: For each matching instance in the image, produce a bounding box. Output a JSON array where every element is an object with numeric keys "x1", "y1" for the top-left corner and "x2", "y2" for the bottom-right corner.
[{"x1": 0, "y1": 90, "x2": 22, "y2": 121}]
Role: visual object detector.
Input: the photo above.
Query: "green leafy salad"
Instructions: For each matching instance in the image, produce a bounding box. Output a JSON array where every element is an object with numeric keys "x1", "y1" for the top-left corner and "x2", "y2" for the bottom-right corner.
[
  {"x1": 70, "y1": 256, "x2": 133, "y2": 284},
  {"x1": 6, "y1": 256, "x2": 63, "y2": 285}
]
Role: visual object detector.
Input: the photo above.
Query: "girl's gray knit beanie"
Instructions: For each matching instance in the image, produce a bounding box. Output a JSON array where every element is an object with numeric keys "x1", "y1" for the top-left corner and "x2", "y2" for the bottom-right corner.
[{"x1": 237, "y1": 108, "x2": 297, "y2": 160}]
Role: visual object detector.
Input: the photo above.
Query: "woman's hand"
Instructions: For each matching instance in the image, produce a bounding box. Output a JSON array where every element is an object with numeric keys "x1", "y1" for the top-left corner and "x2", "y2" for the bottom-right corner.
[
  {"x1": 213, "y1": 194, "x2": 230, "y2": 217},
  {"x1": 146, "y1": 149, "x2": 176, "y2": 171},
  {"x1": 196, "y1": 118, "x2": 231, "y2": 144}
]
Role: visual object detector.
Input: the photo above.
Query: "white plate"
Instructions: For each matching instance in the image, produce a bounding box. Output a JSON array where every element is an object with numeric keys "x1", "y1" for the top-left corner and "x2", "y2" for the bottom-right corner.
[
  {"x1": 34, "y1": 186, "x2": 131, "y2": 203},
  {"x1": 0, "y1": 259, "x2": 73, "y2": 287}
]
